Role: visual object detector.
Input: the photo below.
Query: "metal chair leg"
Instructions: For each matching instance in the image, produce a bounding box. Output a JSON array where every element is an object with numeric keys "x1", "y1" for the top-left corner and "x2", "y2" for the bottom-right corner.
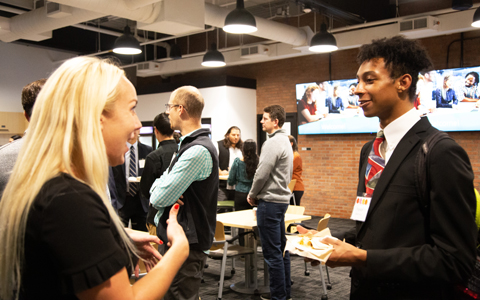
[
  {"x1": 318, "y1": 264, "x2": 328, "y2": 298},
  {"x1": 304, "y1": 261, "x2": 310, "y2": 276},
  {"x1": 218, "y1": 242, "x2": 228, "y2": 300},
  {"x1": 326, "y1": 265, "x2": 332, "y2": 290}
]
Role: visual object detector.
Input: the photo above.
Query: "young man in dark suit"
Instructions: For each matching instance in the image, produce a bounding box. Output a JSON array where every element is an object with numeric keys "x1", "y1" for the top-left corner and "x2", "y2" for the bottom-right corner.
[
  {"x1": 140, "y1": 112, "x2": 178, "y2": 236},
  {"x1": 300, "y1": 36, "x2": 477, "y2": 300},
  {"x1": 112, "y1": 129, "x2": 153, "y2": 231}
]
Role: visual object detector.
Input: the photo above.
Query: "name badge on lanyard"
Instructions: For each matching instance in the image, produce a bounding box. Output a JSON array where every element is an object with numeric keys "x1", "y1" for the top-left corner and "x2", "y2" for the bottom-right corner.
[{"x1": 350, "y1": 196, "x2": 372, "y2": 222}]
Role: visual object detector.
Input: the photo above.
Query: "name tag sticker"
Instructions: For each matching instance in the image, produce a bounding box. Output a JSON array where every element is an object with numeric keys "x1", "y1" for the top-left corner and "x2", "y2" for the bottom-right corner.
[
  {"x1": 350, "y1": 196, "x2": 371, "y2": 222},
  {"x1": 139, "y1": 159, "x2": 145, "y2": 169}
]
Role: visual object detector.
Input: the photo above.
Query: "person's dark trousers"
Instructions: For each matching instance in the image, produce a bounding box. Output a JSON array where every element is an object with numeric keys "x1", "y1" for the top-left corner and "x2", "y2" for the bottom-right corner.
[
  {"x1": 234, "y1": 191, "x2": 253, "y2": 246},
  {"x1": 290, "y1": 191, "x2": 304, "y2": 206},
  {"x1": 118, "y1": 195, "x2": 147, "y2": 231},
  {"x1": 162, "y1": 248, "x2": 207, "y2": 300},
  {"x1": 257, "y1": 200, "x2": 291, "y2": 300},
  {"x1": 234, "y1": 191, "x2": 252, "y2": 211}
]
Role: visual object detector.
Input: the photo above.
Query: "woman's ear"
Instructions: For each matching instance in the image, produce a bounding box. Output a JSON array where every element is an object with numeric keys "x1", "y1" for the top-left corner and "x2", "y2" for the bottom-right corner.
[{"x1": 100, "y1": 114, "x2": 105, "y2": 131}]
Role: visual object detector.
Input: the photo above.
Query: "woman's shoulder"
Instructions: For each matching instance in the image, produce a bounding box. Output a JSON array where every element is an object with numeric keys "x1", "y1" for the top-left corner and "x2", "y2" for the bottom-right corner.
[{"x1": 35, "y1": 173, "x2": 103, "y2": 211}]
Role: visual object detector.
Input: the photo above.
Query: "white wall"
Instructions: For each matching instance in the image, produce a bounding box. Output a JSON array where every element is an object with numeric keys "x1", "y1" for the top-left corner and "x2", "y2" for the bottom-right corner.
[
  {"x1": 0, "y1": 42, "x2": 73, "y2": 112},
  {"x1": 137, "y1": 86, "x2": 257, "y2": 143},
  {"x1": 0, "y1": 42, "x2": 258, "y2": 143}
]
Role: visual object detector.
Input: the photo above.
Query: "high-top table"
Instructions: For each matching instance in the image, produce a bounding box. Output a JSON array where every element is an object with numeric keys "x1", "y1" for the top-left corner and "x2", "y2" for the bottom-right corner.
[{"x1": 216, "y1": 209, "x2": 311, "y2": 295}]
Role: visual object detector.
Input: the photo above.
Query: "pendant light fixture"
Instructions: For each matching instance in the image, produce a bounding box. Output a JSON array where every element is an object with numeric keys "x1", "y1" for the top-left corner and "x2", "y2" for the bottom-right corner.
[
  {"x1": 223, "y1": 0, "x2": 257, "y2": 34},
  {"x1": 202, "y1": 43, "x2": 226, "y2": 67},
  {"x1": 472, "y1": 6, "x2": 480, "y2": 27},
  {"x1": 309, "y1": 23, "x2": 338, "y2": 53},
  {"x1": 113, "y1": 25, "x2": 142, "y2": 55}
]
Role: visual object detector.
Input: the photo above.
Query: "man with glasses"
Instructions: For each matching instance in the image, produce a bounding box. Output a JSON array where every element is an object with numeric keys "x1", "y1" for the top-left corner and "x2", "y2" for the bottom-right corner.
[{"x1": 150, "y1": 86, "x2": 218, "y2": 300}]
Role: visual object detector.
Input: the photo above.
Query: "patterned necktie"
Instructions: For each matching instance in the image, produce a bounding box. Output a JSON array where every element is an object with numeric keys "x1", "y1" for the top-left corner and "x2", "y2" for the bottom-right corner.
[
  {"x1": 365, "y1": 130, "x2": 385, "y2": 195},
  {"x1": 128, "y1": 146, "x2": 138, "y2": 197}
]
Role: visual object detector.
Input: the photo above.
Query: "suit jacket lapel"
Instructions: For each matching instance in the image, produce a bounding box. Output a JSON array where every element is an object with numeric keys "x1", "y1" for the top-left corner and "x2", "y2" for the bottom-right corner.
[{"x1": 357, "y1": 117, "x2": 430, "y2": 234}]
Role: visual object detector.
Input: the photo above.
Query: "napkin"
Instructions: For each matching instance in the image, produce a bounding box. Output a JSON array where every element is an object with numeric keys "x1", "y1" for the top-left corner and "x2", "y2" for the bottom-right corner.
[{"x1": 285, "y1": 228, "x2": 334, "y2": 263}]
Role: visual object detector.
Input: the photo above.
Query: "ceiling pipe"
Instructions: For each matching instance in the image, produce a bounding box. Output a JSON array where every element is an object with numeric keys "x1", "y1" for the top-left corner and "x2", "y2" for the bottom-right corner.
[
  {"x1": 72, "y1": 24, "x2": 122, "y2": 36},
  {"x1": 0, "y1": 5, "x2": 124, "y2": 38},
  {"x1": 0, "y1": 4, "x2": 27, "y2": 14},
  {"x1": 330, "y1": 4, "x2": 480, "y2": 34},
  {"x1": 123, "y1": 0, "x2": 163, "y2": 10},
  {"x1": 50, "y1": 0, "x2": 162, "y2": 24},
  {"x1": 0, "y1": 6, "x2": 104, "y2": 42},
  {"x1": 205, "y1": 3, "x2": 308, "y2": 47}
]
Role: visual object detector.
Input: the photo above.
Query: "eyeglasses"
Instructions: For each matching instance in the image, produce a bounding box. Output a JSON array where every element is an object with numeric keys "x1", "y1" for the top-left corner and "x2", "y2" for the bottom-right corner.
[{"x1": 165, "y1": 104, "x2": 180, "y2": 112}]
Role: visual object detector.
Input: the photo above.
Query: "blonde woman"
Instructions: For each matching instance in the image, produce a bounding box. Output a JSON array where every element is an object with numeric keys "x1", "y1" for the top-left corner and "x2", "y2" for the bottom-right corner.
[{"x1": 0, "y1": 57, "x2": 188, "y2": 300}]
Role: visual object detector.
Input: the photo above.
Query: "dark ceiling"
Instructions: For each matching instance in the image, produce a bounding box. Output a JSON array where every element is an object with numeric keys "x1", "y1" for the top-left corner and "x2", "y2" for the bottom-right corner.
[{"x1": 0, "y1": 0, "x2": 475, "y2": 66}]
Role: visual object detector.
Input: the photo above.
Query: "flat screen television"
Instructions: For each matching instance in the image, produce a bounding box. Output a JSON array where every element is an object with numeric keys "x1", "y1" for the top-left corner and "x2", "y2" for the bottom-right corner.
[{"x1": 297, "y1": 65, "x2": 480, "y2": 135}]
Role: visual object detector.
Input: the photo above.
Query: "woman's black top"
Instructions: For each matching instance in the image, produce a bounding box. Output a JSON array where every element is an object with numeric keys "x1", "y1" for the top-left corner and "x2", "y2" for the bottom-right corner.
[{"x1": 20, "y1": 173, "x2": 134, "y2": 299}]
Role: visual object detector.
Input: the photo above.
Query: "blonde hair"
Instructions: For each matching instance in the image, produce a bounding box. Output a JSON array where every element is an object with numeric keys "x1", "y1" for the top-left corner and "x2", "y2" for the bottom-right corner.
[
  {"x1": 172, "y1": 85, "x2": 204, "y2": 119},
  {"x1": 0, "y1": 57, "x2": 136, "y2": 299},
  {"x1": 301, "y1": 84, "x2": 319, "y2": 102}
]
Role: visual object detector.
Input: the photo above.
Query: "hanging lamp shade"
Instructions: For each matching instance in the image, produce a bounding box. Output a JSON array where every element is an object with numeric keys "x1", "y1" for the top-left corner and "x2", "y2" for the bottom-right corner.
[
  {"x1": 170, "y1": 43, "x2": 182, "y2": 59},
  {"x1": 309, "y1": 23, "x2": 338, "y2": 53},
  {"x1": 113, "y1": 25, "x2": 142, "y2": 55},
  {"x1": 223, "y1": 0, "x2": 257, "y2": 34},
  {"x1": 472, "y1": 6, "x2": 480, "y2": 27},
  {"x1": 202, "y1": 43, "x2": 226, "y2": 67}
]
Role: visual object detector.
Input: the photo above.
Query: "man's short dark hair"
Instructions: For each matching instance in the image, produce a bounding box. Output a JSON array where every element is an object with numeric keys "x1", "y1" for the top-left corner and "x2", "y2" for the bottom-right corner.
[
  {"x1": 153, "y1": 112, "x2": 174, "y2": 136},
  {"x1": 264, "y1": 105, "x2": 286, "y2": 128},
  {"x1": 357, "y1": 36, "x2": 433, "y2": 101},
  {"x1": 22, "y1": 79, "x2": 46, "y2": 119},
  {"x1": 466, "y1": 71, "x2": 479, "y2": 85}
]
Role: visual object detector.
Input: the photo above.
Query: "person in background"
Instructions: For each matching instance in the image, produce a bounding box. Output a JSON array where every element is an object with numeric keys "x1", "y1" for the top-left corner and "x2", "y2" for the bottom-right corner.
[
  {"x1": 346, "y1": 83, "x2": 359, "y2": 109},
  {"x1": 299, "y1": 36, "x2": 476, "y2": 300},
  {"x1": 112, "y1": 129, "x2": 153, "y2": 232},
  {"x1": 228, "y1": 139, "x2": 259, "y2": 246},
  {"x1": 9, "y1": 135, "x2": 21, "y2": 143},
  {"x1": 0, "y1": 56, "x2": 189, "y2": 300},
  {"x1": 248, "y1": 105, "x2": 293, "y2": 300},
  {"x1": 216, "y1": 126, "x2": 243, "y2": 201},
  {"x1": 327, "y1": 85, "x2": 345, "y2": 114},
  {"x1": 140, "y1": 112, "x2": 177, "y2": 237},
  {"x1": 0, "y1": 78, "x2": 46, "y2": 197},
  {"x1": 288, "y1": 135, "x2": 304, "y2": 206},
  {"x1": 297, "y1": 83, "x2": 321, "y2": 124},
  {"x1": 173, "y1": 131, "x2": 182, "y2": 143},
  {"x1": 150, "y1": 86, "x2": 219, "y2": 300},
  {"x1": 416, "y1": 70, "x2": 436, "y2": 114},
  {"x1": 228, "y1": 139, "x2": 259, "y2": 212},
  {"x1": 462, "y1": 71, "x2": 480, "y2": 102},
  {"x1": 434, "y1": 74, "x2": 458, "y2": 108}
]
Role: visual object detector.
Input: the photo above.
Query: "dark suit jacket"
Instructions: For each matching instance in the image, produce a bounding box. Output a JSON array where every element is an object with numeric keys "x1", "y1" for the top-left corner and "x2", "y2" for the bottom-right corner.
[
  {"x1": 140, "y1": 139, "x2": 178, "y2": 225},
  {"x1": 434, "y1": 88, "x2": 458, "y2": 108},
  {"x1": 350, "y1": 117, "x2": 476, "y2": 300},
  {"x1": 112, "y1": 142, "x2": 153, "y2": 212}
]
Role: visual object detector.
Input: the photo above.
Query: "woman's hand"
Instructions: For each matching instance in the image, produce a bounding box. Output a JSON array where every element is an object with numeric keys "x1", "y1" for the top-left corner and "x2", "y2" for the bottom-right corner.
[
  {"x1": 166, "y1": 203, "x2": 189, "y2": 251},
  {"x1": 124, "y1": 228, "x2": 163, "y2": 277}
]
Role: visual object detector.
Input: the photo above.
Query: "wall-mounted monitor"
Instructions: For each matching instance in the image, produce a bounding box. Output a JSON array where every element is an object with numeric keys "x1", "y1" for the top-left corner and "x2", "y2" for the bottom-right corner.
[{"x1": 297, "y1": 65, "x2": 480, "y2": 135}]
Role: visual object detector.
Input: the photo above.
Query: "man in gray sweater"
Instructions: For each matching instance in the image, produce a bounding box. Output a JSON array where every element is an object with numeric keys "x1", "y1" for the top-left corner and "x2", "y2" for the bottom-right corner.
[
  {"x1": 248, "y1": 105, "x2": 293, "y2": 300},
  {"x1": 0, "y1": 79, "x2": 46, "y2": 197}
]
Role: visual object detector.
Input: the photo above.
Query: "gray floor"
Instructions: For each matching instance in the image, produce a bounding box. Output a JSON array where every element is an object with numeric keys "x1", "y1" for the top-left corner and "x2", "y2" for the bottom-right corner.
[{"x1": 199, "y1": 217, "x2": 355, "y2": 300}]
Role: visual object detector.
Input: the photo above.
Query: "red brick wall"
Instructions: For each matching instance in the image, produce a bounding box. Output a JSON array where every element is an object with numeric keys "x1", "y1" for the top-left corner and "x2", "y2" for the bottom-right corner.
[{"x1": 140, "y1": 32, "x2": 480, "y2": 218}]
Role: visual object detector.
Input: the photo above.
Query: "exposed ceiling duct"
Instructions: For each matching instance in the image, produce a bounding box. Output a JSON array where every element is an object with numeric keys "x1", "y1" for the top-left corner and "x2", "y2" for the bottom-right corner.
[
  {"x1": 0, "y1": 5, "x2": 104, "y2": 42},
  {"x1": 204, "y1": 3, "x2": 308, "y2": 47},
  {"x1": 0, "y1": 0, "x2": 479, "y2": 77}
]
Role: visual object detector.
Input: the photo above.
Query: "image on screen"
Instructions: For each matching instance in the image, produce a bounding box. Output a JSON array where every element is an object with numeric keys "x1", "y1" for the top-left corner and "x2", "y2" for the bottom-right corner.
[{"x1": 297, "y1": 66, "x2": 480, "y2": 135}]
